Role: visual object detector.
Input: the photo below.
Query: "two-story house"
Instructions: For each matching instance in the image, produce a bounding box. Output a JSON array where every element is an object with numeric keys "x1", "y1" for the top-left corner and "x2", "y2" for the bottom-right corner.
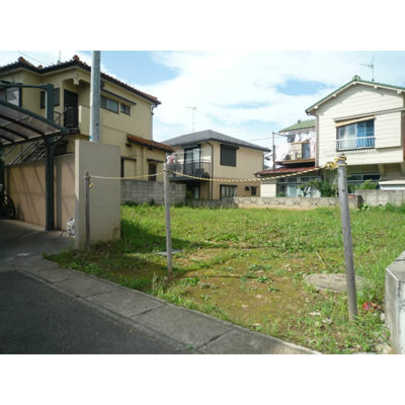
[
  {"x1": 306, "y1": 75, "x2": 405, "y2": 189},
  {"x1": 164, "y1": 130, "x2": 270, "y2": 200},
  {"x1": 256, "y1": 119, "x2": 321, "y2": 197},
  {"x1": 0, "y1": 56, "x2": 172, "y2": 230},
  {"x1": 0, "y1": 56, "x2": 173, "y2": 179}
]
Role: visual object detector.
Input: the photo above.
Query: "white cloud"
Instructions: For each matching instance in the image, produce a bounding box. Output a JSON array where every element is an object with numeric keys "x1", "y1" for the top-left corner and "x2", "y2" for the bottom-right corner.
[{"x1": 132, "y1": 51, "x2": 405, "y2": 146}]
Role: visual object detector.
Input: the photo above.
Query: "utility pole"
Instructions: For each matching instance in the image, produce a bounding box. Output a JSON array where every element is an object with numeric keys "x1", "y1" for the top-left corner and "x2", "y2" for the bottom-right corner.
[
  {"x1": 272, "y1": 132, "x2": 276, "y2": 170},
  {"x1": 90, "y1": 51, "x2": 101, "y2": 143},
  {"x1": 163, "y1": 160, "x2": 173, "y2": 279},
  {"x1": 337, "y1": 155, "x2": 358, "y2": 320}
]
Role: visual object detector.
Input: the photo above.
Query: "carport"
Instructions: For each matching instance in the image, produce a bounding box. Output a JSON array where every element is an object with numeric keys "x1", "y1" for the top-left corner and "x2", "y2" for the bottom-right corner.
[{"x1": 0, "y1": 99, "x2": 67, "y2": 230}]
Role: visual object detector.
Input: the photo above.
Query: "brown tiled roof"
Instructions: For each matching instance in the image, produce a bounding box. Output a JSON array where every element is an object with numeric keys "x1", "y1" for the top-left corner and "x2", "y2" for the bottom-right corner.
[
  {"x1": 127, "y1": 134, "x2": 174, "y2": 153},
  {"x1": 0, "y1": 56, "x2": 161, "y2": 105},
  {"x1": 256, "y1": 166, "x2": 319, "y2": 176}
]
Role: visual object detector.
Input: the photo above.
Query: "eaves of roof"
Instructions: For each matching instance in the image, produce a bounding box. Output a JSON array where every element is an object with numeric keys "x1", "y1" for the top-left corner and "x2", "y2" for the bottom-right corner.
[
  {"x1": 306, "y1": 77, "x2": 405, "y2": 115},
  {"x1": 0, "y1": 56, "x2": 161, "y2": 106}
]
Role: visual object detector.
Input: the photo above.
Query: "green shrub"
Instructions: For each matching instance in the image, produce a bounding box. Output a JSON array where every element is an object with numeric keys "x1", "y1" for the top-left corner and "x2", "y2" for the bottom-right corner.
[{"x1": 358, "y1": 180, "x2": 378, "y2": 190}]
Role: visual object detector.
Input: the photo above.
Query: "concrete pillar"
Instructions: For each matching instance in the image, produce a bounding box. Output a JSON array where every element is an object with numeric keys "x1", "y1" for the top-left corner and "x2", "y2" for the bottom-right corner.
[{"x1": 385, "y1": 251, "x2": 405, "y2": 353}]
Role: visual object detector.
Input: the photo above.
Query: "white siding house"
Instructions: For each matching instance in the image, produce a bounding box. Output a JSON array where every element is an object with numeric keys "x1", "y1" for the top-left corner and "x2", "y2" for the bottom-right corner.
[{"x1": 306, "y1": 76, "x2": 405, "y2": 185}]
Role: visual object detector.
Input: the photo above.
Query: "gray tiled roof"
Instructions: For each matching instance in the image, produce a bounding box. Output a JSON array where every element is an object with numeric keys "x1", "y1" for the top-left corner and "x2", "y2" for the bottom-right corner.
[{"x1": 163, "y1": 130, "x2": 270, "y2": 152}]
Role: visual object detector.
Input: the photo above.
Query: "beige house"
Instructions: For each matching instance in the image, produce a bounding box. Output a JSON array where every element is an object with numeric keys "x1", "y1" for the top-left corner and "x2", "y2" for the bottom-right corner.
[
  {"x1": 0, "y1": 56, "x2": 171, "y2": 230},
  {"x1": 306, "y1": 75, "x2": 405, "y2": 189},
  {"x1": 0, "y1": 56, "x2": 172, "y2": 178},
  {"x1": 164, "y1": 130, "x2": 269, "y2": 200}
]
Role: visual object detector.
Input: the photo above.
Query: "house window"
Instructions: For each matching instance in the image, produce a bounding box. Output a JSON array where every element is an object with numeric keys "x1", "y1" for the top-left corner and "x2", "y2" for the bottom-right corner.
[
  {"x1": 0, "y1": 87, "x2": 22, "y2": 106},
  {"x1": 184, "y1": 146, "x2": 201, "y2": 175},
  {"x1": 101, "y1": 96, "x2": 119, "y2": 113},
  {"x1": 220, "y1": 144, "x2": 237, "y2": 167},
  {"x1": 302, "y1": 142, "x2": 311, "y2": 159},
  {"x1": 148, "y1": 163, "x2": 157, "y2": 182},
  {"x1": 40, "y1": 88, "x2": 60, "y2": 108},
  {"x1": 336, "y1": 119, "x2": 375, "y2": 151},
  {"x1": 120, "y1": 103, "x2": 130, "y2": 115},
  {"x1": 251, "y1": 186, "x2": 257, "y2": 196},
  {"x1": 220, "y1": 184, "x2": 237, "y2": 199}
]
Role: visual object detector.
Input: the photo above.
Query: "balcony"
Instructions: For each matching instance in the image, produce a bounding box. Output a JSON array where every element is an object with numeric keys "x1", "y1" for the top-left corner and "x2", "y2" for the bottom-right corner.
[
  {"x1": 336, "y1": 136, "x2": 375, "y2": 152},
  {"x1": 168, "y1": 161, "x2": 212, "y2": 182},
  {"x1": 276, "y1": 141, "x2": 314, "y2": 165},
  {"x1": 53, "y1": 105, "x2": 89, "y2": 135}
]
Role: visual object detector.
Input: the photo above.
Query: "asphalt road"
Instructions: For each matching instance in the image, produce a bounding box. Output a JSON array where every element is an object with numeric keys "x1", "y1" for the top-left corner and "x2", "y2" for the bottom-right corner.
[{"x1": 0, "y1": 271, "x2": 187, "y2": 354}]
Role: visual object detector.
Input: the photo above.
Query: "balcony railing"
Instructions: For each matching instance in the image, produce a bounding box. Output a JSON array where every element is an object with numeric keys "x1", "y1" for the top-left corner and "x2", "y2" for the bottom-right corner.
[
  {"x1": 336, "y1": 136, "x2": 375, "y2": 151},
  {"x1": 168, "y1": 161, "x2": 212, "y2": 180},
  {"x1": 54, "y1": 106, "x2": 79, "y2": 129}
]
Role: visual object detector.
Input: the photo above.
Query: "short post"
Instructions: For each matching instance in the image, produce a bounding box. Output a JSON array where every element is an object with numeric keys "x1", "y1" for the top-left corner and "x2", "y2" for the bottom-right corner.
[
  {"x1": 84, "y1": 171, "x2": 91, "y2": 250},
  {"x1": 163, "y1": 162, "x2": 173, "y2": 279},
  {"x1": 337, "y1": 155, "x2": 358, "y2": 320}
]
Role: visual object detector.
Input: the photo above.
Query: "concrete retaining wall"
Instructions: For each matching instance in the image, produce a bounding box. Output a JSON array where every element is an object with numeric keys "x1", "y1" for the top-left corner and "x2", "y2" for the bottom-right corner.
[
  {"x1": 385, "y1": 251, "x2": 405, "y2": 353},
  {"x1": 189, "y1": 195, "x2": 361, "y2": 209},
  {"x1": 356, "y1": 189, "x2": 405, "y2": 206},
  {"x1": 121, "y1": 180, "x2": 186, "y2": 205}
]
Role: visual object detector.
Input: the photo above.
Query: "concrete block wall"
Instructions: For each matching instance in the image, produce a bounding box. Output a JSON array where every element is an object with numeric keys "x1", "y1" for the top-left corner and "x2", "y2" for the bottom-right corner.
[
  {"x1": 121, "y1": 180, "x2": 186, "y2": 205},
  {"x1": 356, "y1": 190, "x2": 405, "y2": 206},
  {"x1": 189, "y1": 196, "x2": 361, "y2": 210}
]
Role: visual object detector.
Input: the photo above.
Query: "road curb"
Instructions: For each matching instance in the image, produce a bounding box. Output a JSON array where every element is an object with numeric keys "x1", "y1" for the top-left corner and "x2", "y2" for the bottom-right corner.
[{"x1": 21, "y1": 255, "x2": 318, "y2": 354}]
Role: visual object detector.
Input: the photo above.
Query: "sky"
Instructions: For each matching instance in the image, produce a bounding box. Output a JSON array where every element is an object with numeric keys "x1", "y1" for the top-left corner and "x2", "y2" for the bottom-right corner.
[{"x1": 2, "y1": 50, "x2": 405, "y2": 150}]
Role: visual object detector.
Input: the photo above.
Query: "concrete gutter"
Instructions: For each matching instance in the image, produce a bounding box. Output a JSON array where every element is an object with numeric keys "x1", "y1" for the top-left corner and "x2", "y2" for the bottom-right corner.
[{"x1": 15, "y1": 254, "x2": 316, "y2": 354}]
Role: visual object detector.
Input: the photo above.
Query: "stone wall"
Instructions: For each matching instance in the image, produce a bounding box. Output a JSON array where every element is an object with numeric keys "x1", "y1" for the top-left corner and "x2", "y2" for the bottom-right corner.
[
  {"x1": 121, "y1": 180, "x2": 186, "y2": 205},
  {"x1": 189, "y1": 195, "x2": 361, "y2": 209},
  {"x1": 356, "y1": 189, "x2": 405, "y2": 206}
]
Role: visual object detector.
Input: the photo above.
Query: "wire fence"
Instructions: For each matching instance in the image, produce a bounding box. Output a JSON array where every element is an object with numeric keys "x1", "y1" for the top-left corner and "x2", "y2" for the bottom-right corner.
[{"x1": 84, "y1": 155, "x2": 357, "y2": 318}]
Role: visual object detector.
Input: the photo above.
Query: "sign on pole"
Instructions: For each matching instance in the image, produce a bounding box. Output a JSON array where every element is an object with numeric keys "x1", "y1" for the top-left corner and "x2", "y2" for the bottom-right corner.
[{"x1": 337, "y1": 155, "x2": 358, "y2": 319}]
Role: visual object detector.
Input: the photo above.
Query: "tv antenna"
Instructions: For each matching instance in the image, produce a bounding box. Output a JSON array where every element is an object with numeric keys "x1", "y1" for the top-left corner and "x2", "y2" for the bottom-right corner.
[
  {"x1": 361, "y1": 56, "x2": 375, "y2": 82},
  {"x1": 186, "y1": 106, "x2": 197, "y2": 132}
]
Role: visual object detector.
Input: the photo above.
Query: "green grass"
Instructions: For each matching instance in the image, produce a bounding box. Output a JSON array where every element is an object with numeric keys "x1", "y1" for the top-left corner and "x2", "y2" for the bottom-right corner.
[{"x1": 47, "y1": 204, "x2": 405, "y2": 353}]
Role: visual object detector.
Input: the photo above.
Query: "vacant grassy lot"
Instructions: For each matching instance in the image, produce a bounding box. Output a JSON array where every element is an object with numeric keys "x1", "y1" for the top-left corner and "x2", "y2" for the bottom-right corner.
[{"x1": 48, "y1": 204, "x2": 405, "y2": 353}]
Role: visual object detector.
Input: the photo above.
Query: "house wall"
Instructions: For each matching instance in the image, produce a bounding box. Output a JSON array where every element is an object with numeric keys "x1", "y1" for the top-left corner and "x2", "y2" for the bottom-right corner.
[
  {"x1": 316, "y1": 85, "x2": 405, "y2": 167},
  {"x1": 261, "y1": 182, "x2": 277, "y2": 198}
]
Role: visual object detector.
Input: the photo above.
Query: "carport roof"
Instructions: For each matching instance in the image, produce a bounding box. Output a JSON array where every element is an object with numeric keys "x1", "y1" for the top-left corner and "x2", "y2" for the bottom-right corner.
[{"x1": 0, "y1": 100, "x2": 64, "y2": 146}]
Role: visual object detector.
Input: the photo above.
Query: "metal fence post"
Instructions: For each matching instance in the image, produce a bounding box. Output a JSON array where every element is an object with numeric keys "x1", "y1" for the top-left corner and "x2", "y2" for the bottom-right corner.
[
  {"x1": 85, "y1": 171, "x2": 90, "y2": 250},
  {"x1": 163, "y1": 162, "x2": 173, "y2": 278},
  {"x1": 337, "y1": 155, "x2": 358, "y2": 320}
]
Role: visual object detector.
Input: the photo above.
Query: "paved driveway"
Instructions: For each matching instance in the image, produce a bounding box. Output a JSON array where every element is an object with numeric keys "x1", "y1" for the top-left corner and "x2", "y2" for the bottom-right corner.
[
  {"x1": 0, "y1": 220, "x2": 72, "y2": 266},
  {"x1": 0, "y1": 271, "x2": 186, "y2": 354},
  {"x1": 0, "y1": 220, "x2": 188, "y2": 354}
]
